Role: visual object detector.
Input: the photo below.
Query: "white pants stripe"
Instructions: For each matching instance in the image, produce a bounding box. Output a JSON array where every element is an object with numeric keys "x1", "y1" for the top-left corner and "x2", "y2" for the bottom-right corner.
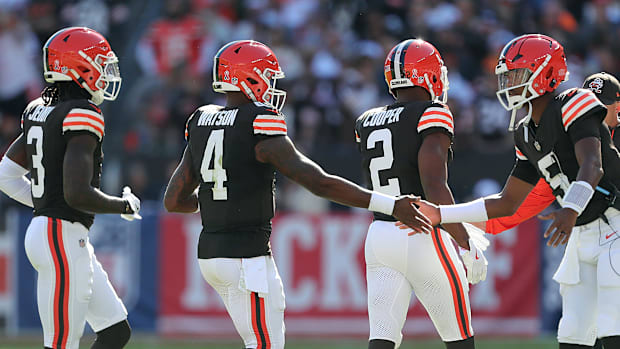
[
  {"x1": 24, "y1": 216, "x2": 128, "y2": 349},
  {"x1": 199, "y1": 256, "x2": 285, "y2": 349},
  {"x1": 365, "y1": 221, "x2": 472, "y2": 347}
]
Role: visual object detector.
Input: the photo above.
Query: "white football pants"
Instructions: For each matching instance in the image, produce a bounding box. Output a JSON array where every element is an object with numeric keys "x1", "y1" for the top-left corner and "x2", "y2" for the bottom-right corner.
[
  {"x1": 365, "y1": 221, "x2": 473, "y2": 347},
  {"x1": 556, "y1": 207, "x2": 620, "y2": 346},
  {"x1": 199, "y1": 256, "x2": 286, "y2": 349},
  {"x1": 24, "y1": 216, "x2": 128, "y2": 349}
]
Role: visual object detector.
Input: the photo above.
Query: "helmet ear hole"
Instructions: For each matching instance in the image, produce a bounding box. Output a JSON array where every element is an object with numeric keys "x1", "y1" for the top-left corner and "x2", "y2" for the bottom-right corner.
[
  {"x1": 78, "y1": 66, "x2": 90, "y2": 73},
  {"x1": 546, "y1": 66, "x2": 553, "y2": 78},
  {"x1": 247, "y1": 77, "x2": 259, "y2": 85},
  {"x1": 432, "y1": 75, "x2": 437, "y2": 83}
]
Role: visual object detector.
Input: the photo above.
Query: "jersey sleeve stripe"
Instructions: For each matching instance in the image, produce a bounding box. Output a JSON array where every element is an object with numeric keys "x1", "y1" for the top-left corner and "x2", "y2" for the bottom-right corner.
[
  {"x1": 254, "y1": 118, "x2": 286, "y2": 125},
  {"x1": 421, "y1": 108, "x2": 453, "y2": 121},
  {"x1": 253, "y1": 121, "x2": 288, "y2": 130},
  {"x1": 254, "y1": 126, "x2": 287, "y2": 136},
  {"x1": 561, "y1": 91, "x2": 591, "y2": 116},
  {"x1": 67, "y1": 108, "x2": 104, "y2": 122},
  {"x1": 62, "y1": 122, "x2": 104, "y2": 140},
  {"x1": 64, "y1": 114, "x2": 105, "y2": 128},
  {"x1": 515, "y1": 146, "x2": 527, "y2": 160},
  {"x1": 562, "y1": 97, "x2": 601, "y2": 130},
  {"x1": 417, "y1": 118, "x2": 454, "y2": 134}
]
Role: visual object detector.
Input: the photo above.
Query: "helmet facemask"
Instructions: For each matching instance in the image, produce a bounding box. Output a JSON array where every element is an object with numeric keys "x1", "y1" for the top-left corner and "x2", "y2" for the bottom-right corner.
[
  {"x1": 258, "y1": 67, "x2": 286, "y2": 112},
  {"x1": 495, "y1": 55, "x2": 552, "y2": 130},
  {"x1": 77, "y1": 50, "x2": 122, "y2": 105}
]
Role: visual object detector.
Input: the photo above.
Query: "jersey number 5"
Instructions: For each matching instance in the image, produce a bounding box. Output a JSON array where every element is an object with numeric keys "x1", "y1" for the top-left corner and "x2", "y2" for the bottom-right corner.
[
  {"x1": 200, "y1": 129, "x2": 228, "y2": 200},
  {"x1": 27, "y1": 126, "x2": 45, "y2": 198},
  {"x1": 366, "y1": 129, "x2": 401, "y2": 196}
]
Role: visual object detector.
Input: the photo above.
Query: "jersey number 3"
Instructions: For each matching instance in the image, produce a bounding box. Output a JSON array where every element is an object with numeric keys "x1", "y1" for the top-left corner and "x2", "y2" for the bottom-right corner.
[
  {"x1": 200, "y1": 129, "x2": 228, "y2": 200},
  {"x1": 27, "y1": 126, "x2": 45, "y2": 198},
  {"x1": 366, "y1": 129, "x2": 401, "y2": 196}
]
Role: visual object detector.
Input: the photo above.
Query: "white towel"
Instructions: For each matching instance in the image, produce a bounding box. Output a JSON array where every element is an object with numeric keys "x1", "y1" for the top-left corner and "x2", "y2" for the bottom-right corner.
[
  {"x1": 240, "y1": 256, "x2": 269, "y2": 294},
  {"x1": 553, "y1": 228, "x2": 581, "y2": 285}
]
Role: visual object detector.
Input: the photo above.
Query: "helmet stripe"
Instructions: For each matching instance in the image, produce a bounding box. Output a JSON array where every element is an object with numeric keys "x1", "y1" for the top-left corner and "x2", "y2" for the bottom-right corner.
[
  {"x1": 389, "y1": 44, "x2": 398, "y2": 80},
  {"x1": 213, "y1": 41, "x2": 239, "y2": 81},
  {"x1": 393, "y1": 40, "x2": 407, "y2": 79},
  {"x1": 397, "y1": 39, "x2": 414, "y2": 79},
  {"x1": 43, "y1": 28, "x2": 69, "y2": 72}
]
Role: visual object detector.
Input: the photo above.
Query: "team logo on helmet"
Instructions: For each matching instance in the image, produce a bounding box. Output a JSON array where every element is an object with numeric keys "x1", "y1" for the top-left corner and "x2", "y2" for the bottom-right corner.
[{"x1": 588, "y1": 77, "x2": 604, "y2": 94}]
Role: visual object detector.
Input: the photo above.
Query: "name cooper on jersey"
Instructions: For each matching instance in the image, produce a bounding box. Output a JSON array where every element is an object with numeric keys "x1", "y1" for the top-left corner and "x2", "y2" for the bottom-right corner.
[{"x1": 361, "y1": 106, "x2": 404, "y2": 128}]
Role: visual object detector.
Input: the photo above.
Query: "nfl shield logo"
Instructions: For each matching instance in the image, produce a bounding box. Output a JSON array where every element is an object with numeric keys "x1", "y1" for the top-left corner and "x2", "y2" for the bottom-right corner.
[{"x1": 79, "y1": 238, "x2": 86, "y2": 248}]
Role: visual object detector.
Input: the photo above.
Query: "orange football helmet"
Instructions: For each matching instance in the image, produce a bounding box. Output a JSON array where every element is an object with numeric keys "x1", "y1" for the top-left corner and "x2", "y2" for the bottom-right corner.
[
  {"x1": 495, "y1": 34, "x2": 568, "y2": 129},
  {"x1": 384, "y1": 39, "x2": 448, "y2": 102},
  {"x1": 43, "y1": 27, "x2": 121, "y2": 105},
  {"x1": 212, "y1": 40, "x2": 286, "y2": 111}
]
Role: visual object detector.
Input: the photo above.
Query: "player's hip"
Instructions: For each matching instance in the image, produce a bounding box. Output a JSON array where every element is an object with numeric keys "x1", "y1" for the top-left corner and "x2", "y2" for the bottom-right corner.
[
  {"x1": 365, "y1": 221, "x2": 458, "y2": 274},
  {"x1": 25, "y1": 216, "x2": 92, "y2": 271}
]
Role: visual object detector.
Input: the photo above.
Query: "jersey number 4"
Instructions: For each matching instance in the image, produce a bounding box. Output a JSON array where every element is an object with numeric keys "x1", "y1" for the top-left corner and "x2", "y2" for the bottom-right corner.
[
  {"x1": 27, "y1": 126, "x2": 45, "y2": 198},
  {"x1": 200, "y1": 129, "x2": 228, "y2": 200},
  {"x1": 366, "y1": 129, "x2": 401, "y2": 196}
]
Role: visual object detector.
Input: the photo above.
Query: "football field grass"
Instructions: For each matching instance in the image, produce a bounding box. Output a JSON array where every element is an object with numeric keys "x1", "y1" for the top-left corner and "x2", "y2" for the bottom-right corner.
[{"x1": 0, "y1": 337, "x2": 558, "y2": 348}]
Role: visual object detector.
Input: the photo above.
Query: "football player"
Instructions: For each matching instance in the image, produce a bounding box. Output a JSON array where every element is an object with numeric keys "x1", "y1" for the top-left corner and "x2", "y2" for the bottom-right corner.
[
  {"x1": 483, "y1": 72, "x2": 620, "y2": 236},
  {"x1": 412, "y1": 34, "x2": 620, "y2": 349},
  {"x1": 355, "y1": 39, "x2": 487, "y2": 349},
  {"x1": 162, "y1": 40, "x2": 433, "y2": 349},
  {"x1": 0, "y1": 27, "x2": 140, "y2": 349}
]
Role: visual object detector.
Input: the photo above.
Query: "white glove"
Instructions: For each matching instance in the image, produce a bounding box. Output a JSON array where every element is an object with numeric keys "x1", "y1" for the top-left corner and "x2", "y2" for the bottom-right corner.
[
  {"x1": 459, "y1": 238, "x2": 487, "y2": 284},
  {"x1": 120, "y1": 186, "x2": 142, "y2": 221},
  {"x1": 463, "y1": 222, "x2": 490, "y2": 251}
]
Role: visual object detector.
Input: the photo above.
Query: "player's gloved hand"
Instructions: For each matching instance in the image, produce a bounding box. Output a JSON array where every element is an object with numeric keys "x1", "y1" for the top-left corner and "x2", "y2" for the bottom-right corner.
[
  {"x1": 120, "y1": 186, "x2": 142, "y2": 221},
  {"x1": 463, "y1": 223, "x2": 490, "y2": 251},
  {"x1": 459, "y1": 238, "x2": 487, "y2": 284}
]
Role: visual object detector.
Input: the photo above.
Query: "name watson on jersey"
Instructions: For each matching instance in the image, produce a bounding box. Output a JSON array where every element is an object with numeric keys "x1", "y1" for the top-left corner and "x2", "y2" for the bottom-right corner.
[
  {"x1": 362, "y1": 107, "x2": 404, "y2": 127},
  {"x1": 197, "y1": 109, "x2": 238, "y2": 127}
]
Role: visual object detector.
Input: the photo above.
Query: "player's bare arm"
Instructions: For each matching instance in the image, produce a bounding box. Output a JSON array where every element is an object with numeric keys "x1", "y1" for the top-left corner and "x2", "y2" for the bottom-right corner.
[
  {"x1": 4, "y1": 135, "x2": 28, "y2": 168},
  {"x1": 164, "y1": 146, "x2": 199, "y2": 213},
  {"x1": 414, "y1": 175, "x2": 534, "y2": 227},
  {"x1": 255, "y1": 135, "x2": 432, "y2": 234},
  {"x1": 418, "y1": 132, "x2": 470, "y2": 248},
  {"x1": 63, "y1": 134, "x2": 130, "y2": 214},
  {"x1": 541, "y1": 136, "x2": 604, "y2": 247},
  {"x1": 0, "y1": 135, "x2": 34, "y2": 207}
]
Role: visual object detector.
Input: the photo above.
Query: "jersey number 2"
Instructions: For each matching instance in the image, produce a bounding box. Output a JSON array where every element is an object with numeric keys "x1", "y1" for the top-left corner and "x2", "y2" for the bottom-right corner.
[
  {"x1": 200, "y1": 129, "x2": 228, "y2": 200},
  {"x1": 27, "y1": 126, "x2": 45, "y2": 198},
  {"x1": 366, "y1": 129, "x2": 401, "y2": 196}
]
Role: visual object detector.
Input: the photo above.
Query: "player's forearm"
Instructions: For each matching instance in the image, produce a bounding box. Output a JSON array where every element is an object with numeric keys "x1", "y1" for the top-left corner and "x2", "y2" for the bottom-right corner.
[
  {"x1": 423, "y1": 180, "x2": 469, "y2": 247},
  {"x1": 64, "y1": 186, "x2": 127, "y2": 214},
  {"x1": 574, "y1": 137, "x2": 604, "y2": 188},
  {"x1": 164, "y1": 189, "x2": 198, "y2": 213},
  {"x1": 308, "y1": 172, "x2": 372, "y2": 209}
]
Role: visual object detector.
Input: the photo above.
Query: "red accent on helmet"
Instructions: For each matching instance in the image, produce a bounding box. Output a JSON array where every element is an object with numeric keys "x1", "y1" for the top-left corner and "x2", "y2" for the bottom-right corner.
[
  {"x1": 212, "y1": 40, "x2": 286, "y2": 111},
  {"x1": 384, "y1": 39, "x2": 448, "y2": 101},
  {"x1": 497, "y1": 34, "x2": 567, "y2": 95},
  {"x1": 43, "y1": 27, "x2": 121, "y2": 104}
]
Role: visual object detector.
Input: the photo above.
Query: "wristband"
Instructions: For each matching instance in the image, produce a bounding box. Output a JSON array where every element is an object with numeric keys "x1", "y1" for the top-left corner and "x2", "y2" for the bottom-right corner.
[
  {"x1": 368, "y1": 192, "x2": 396, "y2": 215},
  {"x1": 439, "y1": 198, "x2": 488, "y2": 223},
  {"x1": 561, "y1": 181, "x2": 594, "y2": 215}
]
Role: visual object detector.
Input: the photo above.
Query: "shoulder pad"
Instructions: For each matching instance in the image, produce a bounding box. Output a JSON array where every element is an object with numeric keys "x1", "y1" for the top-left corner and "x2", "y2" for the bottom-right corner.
[
  {"x1": 418, "y1": 104, "x2": 454, "y2": 134},
  {"x1": 62, "y1": 106, "x2": 105, "y2": 141},
  {"x1": 253, "y1": 111, "x2": 287, "y2": 136},
  {"x1": 559, "y1": 88, "x2": 605, "y2": 131}
]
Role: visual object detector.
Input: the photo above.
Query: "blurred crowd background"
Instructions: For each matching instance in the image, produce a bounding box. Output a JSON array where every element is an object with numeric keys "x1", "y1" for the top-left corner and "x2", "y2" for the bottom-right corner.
[{"x1": 1, "y1": 0, "x2": 619, "y2": 211}]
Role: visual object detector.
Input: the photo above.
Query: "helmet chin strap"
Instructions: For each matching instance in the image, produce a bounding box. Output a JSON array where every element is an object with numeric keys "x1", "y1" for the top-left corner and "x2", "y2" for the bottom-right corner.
[{"x1": 508, "y1": 100, "x2": 532, "y2": 131}]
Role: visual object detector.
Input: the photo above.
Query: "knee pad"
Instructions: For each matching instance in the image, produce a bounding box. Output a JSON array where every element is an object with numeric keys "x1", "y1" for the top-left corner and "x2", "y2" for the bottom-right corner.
[{"x1": 93, "y1": 320, "x2": 131, "y2": 349}]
